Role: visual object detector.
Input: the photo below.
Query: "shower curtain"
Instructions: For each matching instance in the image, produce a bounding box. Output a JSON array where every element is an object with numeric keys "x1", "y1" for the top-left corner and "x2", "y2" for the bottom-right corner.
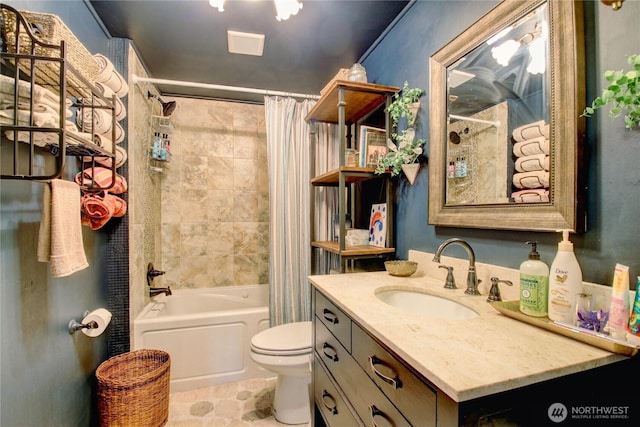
[{"x1": 265, "y1": 96, "x2": 315, "y2": 325}]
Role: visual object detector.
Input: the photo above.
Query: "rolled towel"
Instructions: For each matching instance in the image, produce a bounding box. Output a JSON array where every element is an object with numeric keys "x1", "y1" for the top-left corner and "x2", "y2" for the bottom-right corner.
[
  {"x1": 513, "y1": 137, "x2": 549, "y2": 157},
  {"x1": 111, "y1": 121, "x2": 125, "y2": 144},
  {"x1": 80, "y1": 193, "x2": 113, "y2": 230},
  {"x1": 76, "y1": 107, "x2": 113, "y2": 135},
  {"x1": 83, "y1": 145, "x2": 128, "y2": 169},
  {"x1": 75, "y1": 166, "x2": 128, "y2": 194},
  {"x1": 515, "y1": 154, "x2": 549, "y2": 172},
  {"x1": 512, "y1": 120, "x2": 547, "y2": 142},
  {"x1": 512, "y1": 189, "x2": 550, "y2": 203},
  {"x1": 94, "y1": 81, "x2": 126, "y2": 121},
  {"x1": 93, "y1": 54, "x2": 129, "y2": 98},
  {"x1": 513, "y1": 171, "x2": 549, "y2": 189}
]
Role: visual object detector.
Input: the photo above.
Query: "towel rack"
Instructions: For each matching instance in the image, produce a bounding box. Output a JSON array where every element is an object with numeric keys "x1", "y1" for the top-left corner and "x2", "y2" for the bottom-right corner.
[{"x1": 0, "y1": 4, "x2": 116, "y2": 191}]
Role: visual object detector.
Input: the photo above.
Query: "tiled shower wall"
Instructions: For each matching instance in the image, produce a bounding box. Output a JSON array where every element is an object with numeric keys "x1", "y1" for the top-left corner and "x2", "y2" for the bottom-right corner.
[{"x1": 158, "y1": 98, "x2": 269, "y2": 289}]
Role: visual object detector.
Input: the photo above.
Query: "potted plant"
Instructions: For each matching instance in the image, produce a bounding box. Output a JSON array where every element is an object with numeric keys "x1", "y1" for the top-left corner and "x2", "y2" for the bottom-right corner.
[
  {"x1": 581, "y1": 53, "x2": 639, "y2": 129},
  {"x1": 375, "y1": 82, "x2": 426, "y2": 184}
]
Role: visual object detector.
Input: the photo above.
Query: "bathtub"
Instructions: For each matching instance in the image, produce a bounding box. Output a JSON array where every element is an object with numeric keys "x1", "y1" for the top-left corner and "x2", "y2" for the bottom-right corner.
[{"x1": 133, "y1": 285, "x2": 272, "y2": 392}]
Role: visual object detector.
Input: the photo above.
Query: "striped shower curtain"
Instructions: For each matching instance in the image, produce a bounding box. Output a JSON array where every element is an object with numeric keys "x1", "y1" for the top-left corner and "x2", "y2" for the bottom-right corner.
[{"x1": 264, "y1": 96, "x2": 315, "y2": 326}]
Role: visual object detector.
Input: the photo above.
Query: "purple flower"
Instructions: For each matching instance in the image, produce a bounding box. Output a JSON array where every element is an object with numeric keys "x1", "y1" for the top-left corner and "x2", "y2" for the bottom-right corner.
[{"x1": 577, "y1": 309, "x2": 609, "y2": 333}]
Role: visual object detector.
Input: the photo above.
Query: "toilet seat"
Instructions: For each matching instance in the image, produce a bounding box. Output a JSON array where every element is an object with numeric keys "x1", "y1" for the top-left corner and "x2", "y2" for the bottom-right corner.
[{"x1": 251, "y1": 321, "x2": 312, "y2": 356}]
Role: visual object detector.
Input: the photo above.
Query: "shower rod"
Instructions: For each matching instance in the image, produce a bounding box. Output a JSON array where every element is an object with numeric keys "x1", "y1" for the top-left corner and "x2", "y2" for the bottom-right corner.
[{"x1": 131, "y1": 75, "x2": 320, "y2": 100}]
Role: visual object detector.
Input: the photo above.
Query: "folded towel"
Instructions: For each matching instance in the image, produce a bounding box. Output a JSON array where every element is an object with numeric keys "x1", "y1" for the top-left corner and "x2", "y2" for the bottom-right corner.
[
  {"x1": 513, "y1": 171, "x2": 549, "y2": 189},
  {"x1": 512, "y1": 189, "x2": 550, "y2": 203},
  {"x1": 0, "y1": 99, "x2": 72, "y2": 118},
  {"x1": 513, "y1": 137, "x2": 550, "y2": 157},
  {"x1": 512, "y1": 120, "x2": 548, "y2": 142},
  {"x1": 37, "y1": 179, "x2": 89, "y2": 277},
  {"x1": 93, "y1": 54, "x2": 129, "y2": 98},
  {"x1": 4, "y1": 122, "x2": 81, "y2": 147},
  {"x1": 0, "y1": 74, "x2": 63, "y2": 107},
  {"x1": 515, "y1": 154, "x2": 549, "y2": 172},
  {"x1": 0, "y1": 108, "x2": 56, "y2": 127}
]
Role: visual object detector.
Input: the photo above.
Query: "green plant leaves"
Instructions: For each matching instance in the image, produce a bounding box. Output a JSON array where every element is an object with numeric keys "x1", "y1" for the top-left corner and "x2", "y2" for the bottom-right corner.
[{"x1": 581, "y1": 53, "x2": 640, "y2": 128}]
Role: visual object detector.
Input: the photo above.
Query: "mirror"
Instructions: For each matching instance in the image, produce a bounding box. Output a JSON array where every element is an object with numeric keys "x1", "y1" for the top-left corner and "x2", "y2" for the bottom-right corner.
[{"x1": 428, "y1": 0, "x2": 585, "y2": 232}]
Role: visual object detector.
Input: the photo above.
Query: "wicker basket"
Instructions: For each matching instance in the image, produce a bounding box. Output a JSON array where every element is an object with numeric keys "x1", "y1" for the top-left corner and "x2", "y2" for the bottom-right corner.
[
  {"x1": 1, "y1": 8, "x2": 99, "y2": 98},
  {"x1": 96, "y1": 350, "x2": 171, "y2": 427}
]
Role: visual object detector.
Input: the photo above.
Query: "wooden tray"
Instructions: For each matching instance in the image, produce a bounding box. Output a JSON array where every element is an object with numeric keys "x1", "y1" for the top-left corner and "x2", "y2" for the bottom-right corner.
[{"x1": 490, "y1": 300, "x2": 639, "y2": 357}]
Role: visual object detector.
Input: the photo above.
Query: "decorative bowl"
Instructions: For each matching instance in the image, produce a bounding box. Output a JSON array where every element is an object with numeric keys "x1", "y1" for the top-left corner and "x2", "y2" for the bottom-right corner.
[{"x1": 384, "y1": 260, "x2": 418, "y2": 277}]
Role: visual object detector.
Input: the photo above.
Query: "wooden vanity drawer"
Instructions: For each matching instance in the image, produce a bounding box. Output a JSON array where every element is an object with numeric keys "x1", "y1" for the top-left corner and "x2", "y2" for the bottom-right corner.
[
  {"x1": 315, "y1": 290, "x2": 352, "y2": 351},
  {"x1": 314, "y1": 358, "x2": 361, "y2": 427},
  {"x1": 352, "y1": 323, "x2": 437, "y2": 427},
  {"x1": 316, "y1": 321, "x2": 411, "y2": 427}
]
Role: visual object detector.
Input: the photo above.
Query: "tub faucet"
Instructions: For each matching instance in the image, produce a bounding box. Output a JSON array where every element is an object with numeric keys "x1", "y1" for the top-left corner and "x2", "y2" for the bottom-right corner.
[
  {"x1": 433, "y1": 238, "x2": 481, "y2": 295},
  {"x1": 150, "y1": 286, "x2": 172, "y2": 297},
  {"x1": 147, "y1": 262, "x2": 170, "y2": 297}
]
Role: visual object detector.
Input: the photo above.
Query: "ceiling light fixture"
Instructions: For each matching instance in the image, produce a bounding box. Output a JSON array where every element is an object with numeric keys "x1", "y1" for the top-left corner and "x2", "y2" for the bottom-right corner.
[{"x1": 209, "y1": 0, "x2": 302, "y2": 21}]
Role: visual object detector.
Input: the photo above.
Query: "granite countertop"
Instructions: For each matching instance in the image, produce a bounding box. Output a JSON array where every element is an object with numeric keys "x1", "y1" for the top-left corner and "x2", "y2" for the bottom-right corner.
[{"x1": 308, "y1": 269, "x2": 628, "y2": 403}]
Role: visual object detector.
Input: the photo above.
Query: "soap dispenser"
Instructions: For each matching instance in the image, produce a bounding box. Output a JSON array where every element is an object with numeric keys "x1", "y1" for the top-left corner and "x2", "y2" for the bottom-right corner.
[
  {"x1": 519, "y1": 241, "x2": 549, "y2": 317},
  {"x1": 548, "y1": 230, "x2": 583, "y2": 323}
]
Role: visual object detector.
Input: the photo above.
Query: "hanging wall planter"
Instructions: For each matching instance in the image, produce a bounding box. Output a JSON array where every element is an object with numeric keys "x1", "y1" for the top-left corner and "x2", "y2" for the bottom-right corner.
[{"x1": 401, "y1": 163, "x2": 420, "y2": 185}]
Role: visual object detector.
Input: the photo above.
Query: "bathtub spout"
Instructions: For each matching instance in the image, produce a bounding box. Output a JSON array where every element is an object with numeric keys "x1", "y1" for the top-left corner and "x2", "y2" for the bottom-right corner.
[{"x1": 150, "y1": 287, "x2": 172, "y2": 297}]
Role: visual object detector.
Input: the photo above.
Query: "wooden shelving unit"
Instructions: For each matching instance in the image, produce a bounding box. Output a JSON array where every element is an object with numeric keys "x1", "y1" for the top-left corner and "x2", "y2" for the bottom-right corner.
[{"x1": 307, "y1": 80, "x2": 399, "y2": 273}]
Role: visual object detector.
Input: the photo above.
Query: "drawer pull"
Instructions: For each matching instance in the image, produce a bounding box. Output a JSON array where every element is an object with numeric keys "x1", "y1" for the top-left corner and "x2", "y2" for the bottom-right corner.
[
  {"x1": 321, "y1": 390, "x2": 338, "y2": 415},
  {"x1": 369, "y1": 405, "x2": 392, "y2": 427},
  {"x1": 368, "y1": 355, "x2": 402, "y2": 389},
  {"x1": 322, "y1": 343, "x2": 339, "y2": 362},
  {"x1": 322, "y1": 308, "x2": 339, "y2": 324}
]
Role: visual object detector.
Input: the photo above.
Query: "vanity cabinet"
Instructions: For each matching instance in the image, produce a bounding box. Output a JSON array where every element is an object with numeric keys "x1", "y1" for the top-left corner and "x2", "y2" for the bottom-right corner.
[
  {"x1": 313, "y1": 289, "x2": 442, "y2": 427},
  {"x1": 305, "y1": 80, "x2": 399, "y2": 273}
]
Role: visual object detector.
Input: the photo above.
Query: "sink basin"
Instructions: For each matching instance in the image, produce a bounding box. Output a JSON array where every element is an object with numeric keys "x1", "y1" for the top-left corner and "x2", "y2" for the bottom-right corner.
[{"x1": 375, "y1": 289, "x2": 479, "y2": 320}]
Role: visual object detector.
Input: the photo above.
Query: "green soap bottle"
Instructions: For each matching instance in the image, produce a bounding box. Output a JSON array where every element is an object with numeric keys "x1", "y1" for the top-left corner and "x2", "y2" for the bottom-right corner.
[{"x1": 519, "y1": 241, "x2": 549, "y2": 317}]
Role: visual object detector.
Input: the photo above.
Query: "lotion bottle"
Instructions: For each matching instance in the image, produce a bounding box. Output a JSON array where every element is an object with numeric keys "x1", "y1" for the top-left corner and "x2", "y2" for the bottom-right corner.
[
  {"x1": 548, "y1": 230, "x2": 583, "y2": 323},
  {"x1": 519, "y1": 241, "x2": 549, "y2": 317}
]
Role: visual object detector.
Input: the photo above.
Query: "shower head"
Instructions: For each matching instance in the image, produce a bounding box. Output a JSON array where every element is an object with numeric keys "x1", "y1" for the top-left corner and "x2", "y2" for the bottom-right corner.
[{"x1": 147, "y1": 91, "x2": 177, "y2": 117}]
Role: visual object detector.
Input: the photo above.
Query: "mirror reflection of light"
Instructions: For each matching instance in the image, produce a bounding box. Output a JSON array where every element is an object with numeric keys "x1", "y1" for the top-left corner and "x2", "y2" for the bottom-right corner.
[
  {"x1": 491, "y1": 39, "x2": 520, "y2": 66},
  {"x1": 274, "y1": 0, "x2": 303, "y2": 21},
  {"x1": 486, "y1": 26, "x2": 514, "y2": 46},
  {"x1": 209, "y1": 0, "x2": 225, "y2": 12},
  {"x1": 527, "y1": 37, "x2": 546, "y2": 74}
]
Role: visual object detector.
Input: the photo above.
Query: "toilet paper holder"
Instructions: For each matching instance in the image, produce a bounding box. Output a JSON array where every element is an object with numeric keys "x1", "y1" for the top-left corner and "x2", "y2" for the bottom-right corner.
[{"x1": 68, "y1": 310, "x2": 98, "y2": 335}]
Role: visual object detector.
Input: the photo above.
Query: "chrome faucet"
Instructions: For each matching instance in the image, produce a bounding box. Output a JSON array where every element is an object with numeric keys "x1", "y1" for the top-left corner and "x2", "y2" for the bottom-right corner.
[{"x1": 432, "y1": 238, "x2": 480, "y2": 295}]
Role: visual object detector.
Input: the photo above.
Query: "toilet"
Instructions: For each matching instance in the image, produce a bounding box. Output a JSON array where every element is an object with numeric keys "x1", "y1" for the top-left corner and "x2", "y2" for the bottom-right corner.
[{"x1": 250, "y1": 321, "x2": 312, "y2": 424}]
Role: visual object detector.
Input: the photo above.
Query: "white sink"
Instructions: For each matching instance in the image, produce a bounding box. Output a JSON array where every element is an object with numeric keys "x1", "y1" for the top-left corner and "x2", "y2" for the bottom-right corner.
[{"x1": 375, "y1": 289, "x2": 479, "y2": 320}]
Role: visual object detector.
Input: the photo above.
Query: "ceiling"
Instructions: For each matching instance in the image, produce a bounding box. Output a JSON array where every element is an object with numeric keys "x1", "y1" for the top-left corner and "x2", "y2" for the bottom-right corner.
[{"x1": 89, "y1": 0, "x2": 411, "y2": 103}]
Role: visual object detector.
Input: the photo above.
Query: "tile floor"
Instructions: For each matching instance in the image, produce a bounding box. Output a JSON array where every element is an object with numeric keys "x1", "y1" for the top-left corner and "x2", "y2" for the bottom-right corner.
[{"x1": 167, "y1": 377, "x2": 311, "y2": 427}]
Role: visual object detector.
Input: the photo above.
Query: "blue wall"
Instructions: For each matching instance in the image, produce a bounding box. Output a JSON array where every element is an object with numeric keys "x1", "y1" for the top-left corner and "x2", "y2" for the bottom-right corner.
[
  {"x1": 1, "y1": 1, "x2": 113, "y2": 425},
  {"x1": 363, "y1": 0, "x2": 640, "y2": 287}
]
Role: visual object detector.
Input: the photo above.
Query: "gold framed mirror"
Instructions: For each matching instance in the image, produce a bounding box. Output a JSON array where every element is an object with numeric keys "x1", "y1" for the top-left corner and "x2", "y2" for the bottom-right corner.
[{"x1": 428, "y1": 0, "x2": 585, "y2": 232}]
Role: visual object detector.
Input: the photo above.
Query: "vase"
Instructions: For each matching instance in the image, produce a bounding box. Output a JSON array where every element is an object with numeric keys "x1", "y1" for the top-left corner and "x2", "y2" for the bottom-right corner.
[
  {"x1": 408, "y1": 101, "x2": 421, "y2": 126},
  {"x1": 401, "y1": 163, "x2": 420, "y2": 185}
]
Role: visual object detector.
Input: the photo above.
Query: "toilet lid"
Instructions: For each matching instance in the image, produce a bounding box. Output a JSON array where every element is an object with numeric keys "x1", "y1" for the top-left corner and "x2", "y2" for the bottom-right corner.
[{"x1": 251, "y1": 321, "x2": 312, "y2": 356}]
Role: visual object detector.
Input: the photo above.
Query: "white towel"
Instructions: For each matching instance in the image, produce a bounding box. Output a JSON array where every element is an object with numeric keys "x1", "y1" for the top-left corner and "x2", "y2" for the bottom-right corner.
[
  {"x1": 515, "y1": 154, "x2": 549, "y2": 172},
  {"x1": 37, "y1": 180, "x2": 89, "y2": 278},
  {"x1": 76, "y1": 107, "x2": 113, "y2": 135},
  {"x1": 512, "y1": 171, "x2": 549, "y2": 189},
  {"x1": 512, "y1": 120, "x2": 547, "y2": 142},
  {"x1": 93, "y1": 54, "x2": 129, "y2": 98},
  {"x1": 94, "y1": 81, "x2": 126, "y2": 121},
  {"x1": 513, "y1": 137, "x2": 550, "y2": 157}
]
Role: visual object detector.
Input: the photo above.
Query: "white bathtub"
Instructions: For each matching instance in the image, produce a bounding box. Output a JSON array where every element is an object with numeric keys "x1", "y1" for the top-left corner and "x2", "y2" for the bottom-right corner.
[{"x1": 133, "y1": 285, "x2": 271, "y2": 392}]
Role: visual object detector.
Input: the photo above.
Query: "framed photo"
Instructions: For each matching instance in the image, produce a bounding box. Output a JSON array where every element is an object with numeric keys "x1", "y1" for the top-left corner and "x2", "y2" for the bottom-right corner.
[
  {"x1": 359, "y1": 126, "x2": 386, "y2": 167},
  {"x1": 368, "y1": 203, "x2": 387, "y2": 247}
]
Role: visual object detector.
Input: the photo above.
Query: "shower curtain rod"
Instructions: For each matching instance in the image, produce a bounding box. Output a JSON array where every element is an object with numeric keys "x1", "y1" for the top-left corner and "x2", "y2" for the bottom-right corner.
[{"x1": 132, "y1": 75, "x2": 320, "y2": 100}]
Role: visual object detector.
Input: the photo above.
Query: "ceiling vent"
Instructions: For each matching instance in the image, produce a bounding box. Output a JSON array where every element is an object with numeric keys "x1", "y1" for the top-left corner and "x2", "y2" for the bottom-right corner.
[{"x1": 227, "y1": 30, "x2": 265, "y2": 56}]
